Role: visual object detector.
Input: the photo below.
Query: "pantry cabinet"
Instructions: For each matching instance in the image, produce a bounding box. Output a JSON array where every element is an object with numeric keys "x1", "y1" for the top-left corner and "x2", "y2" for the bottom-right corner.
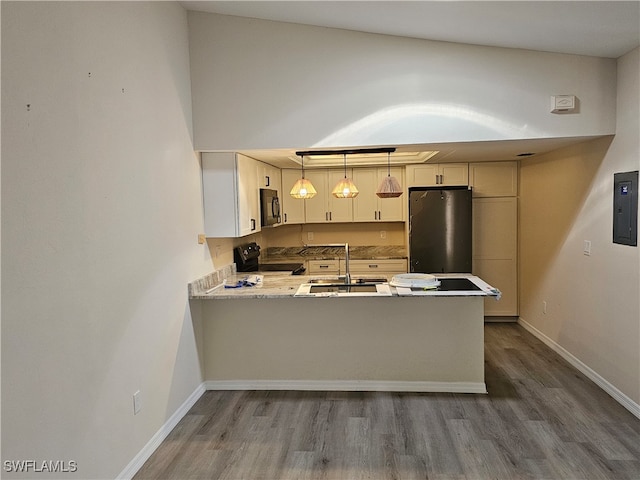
[
  {"x1": 202, "y1": 152, "x2": 260, "y2": 237},
  {"x1": 352, "y1": 167, "x2": 405, "y2": 222},
  {"x1": 304, "y1": 169, "x2": 353, "y2": 223},
  {"x1": 406, "y1": 163, "x2": 468, "y2": 187},
  {"x1": 280, "y1": 169, "x2": 306, "y2": 224}
]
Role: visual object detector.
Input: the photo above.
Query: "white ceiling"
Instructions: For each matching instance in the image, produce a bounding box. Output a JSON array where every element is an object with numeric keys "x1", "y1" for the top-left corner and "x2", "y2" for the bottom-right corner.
[{"x1": 180, "y1": 1, "x2": 638, "y2": 168}]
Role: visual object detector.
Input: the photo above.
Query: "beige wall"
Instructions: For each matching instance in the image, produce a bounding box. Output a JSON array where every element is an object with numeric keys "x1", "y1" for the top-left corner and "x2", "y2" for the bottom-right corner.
[
  {"x1": 188, "y1": 11, "x2": 617, "y2": 151},
  {"x1": 519, "y1": 48, "x2": 640, "y2": 407},
  {"x1": 1, "y1": 2, "x2": 212, "y2": 477},
  {"x1": 207, "y1": 223, "x2": 406, "y2": 266}
]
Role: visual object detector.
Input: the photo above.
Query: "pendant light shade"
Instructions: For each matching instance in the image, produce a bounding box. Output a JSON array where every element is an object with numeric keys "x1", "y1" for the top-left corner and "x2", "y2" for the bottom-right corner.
[
  {"x1": 376, "y1": 152, "x2": 403, "y2": 198},
  {"x1": 332, "y1": 154, "x2": 359, "y2": 198},
  {"x1": 290, "y1": 155, "x2": 316, "y2": 199}
]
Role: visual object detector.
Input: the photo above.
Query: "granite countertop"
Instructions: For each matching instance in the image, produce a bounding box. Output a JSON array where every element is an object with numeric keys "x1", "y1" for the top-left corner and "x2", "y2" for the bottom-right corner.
[
  {"x1": 188, "y1": 267, "x2": 500, "y2": 300},
  {"x1": 262, "y1": 245, "x2": 407, "y2": 262}
]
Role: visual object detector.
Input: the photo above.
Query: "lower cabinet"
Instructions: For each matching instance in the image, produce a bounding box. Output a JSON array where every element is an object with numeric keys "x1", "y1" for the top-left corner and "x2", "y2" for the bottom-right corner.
[
  {"x1": 472, "y1": 197, "x2": 518, "y2": 316},
  {"x1": 307, "y1": 259, "x2": 340, "y2": 275},
  {"x1": 306, "y1": 258, "x2": 408, "y2": 277},
  {"x1": 348, "y1": 259, "x2": 408, "y2": 277}
]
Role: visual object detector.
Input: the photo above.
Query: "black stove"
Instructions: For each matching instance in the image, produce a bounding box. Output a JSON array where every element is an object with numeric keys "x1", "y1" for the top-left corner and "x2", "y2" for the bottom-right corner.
[{"x1": 234, "y1": 243, "x2": 305, "y2": 275}]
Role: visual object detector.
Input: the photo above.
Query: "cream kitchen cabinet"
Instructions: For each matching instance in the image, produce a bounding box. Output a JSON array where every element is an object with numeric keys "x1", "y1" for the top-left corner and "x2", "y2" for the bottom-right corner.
[
  {"x1": 406, "y1": 163, "x2": 469, "y2": 187},
  {"x1": 348, "y1": 259, "x2": 408, "y2": 276},
  {"x1": 257, "y1": 161, "x2": 281, "y2": 193},
  {"x1": 307, "y1": 259, "x2": 340, "y2": 275},
  {"x1": 280, "y1": 169, "x2": 306, "y2": 224},
  {"x1": 352, "y1": 167, "x2": 405, "y2": 222},
  {"x1": 304, "y1": 169, "x2": 353, "y2": 223},
  {"x1": 472, "y1": 197, "x2": 518, "y2": 316},
  {"x1": 469, "y1": 161, "x2": 518, "y2": 197},
  {"x1": 202, "y1": 152, "x2": 260, "y2": 237}
]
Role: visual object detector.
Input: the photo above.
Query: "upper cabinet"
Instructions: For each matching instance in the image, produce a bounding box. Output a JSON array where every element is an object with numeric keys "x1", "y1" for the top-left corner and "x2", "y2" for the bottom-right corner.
[
  {"x1": 304, "y1": 169, "x2": 353, "y2": 223},
  {"x1": 352, "y1": 167, "x2": 405, "y2": 222},
  {"x1": 406, "y1": 163, "x2": 469, "y2": 187},
  {"x1": 469, "y1": 161, "x2": 518, "y2": 197},
  {"x1": 280, "y1": 169, "x2": 306, "y2": 225},
  {"x1": 202, "y1": 152, "x2": 260, "y2": 237},
  {"x1": 257, "y1": 161, "x2": 282, "y2": 193}
]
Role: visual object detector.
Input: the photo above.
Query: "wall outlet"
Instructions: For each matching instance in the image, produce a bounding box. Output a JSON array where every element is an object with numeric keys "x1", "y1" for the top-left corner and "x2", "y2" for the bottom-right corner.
[
  {"x1": 380, "y1": 231, "x2": 386, "y2": 239},
  {"x1": 198, "y1": 234, "x2": 206, "y2": 245},
  {"x1": 214, "y1": 245, "x2": 221, "y2": 258},
  {"x1": 133, "y1": 390, "x2": 141, "y2": 415},
  {"x1": 583, "y1": 240, "x2": 591, "y2": 256},
  {"x1": 542, "y1": 301, "x2": 547, "y2": 314},
  {"x1": 307, "y1": 231, "x2": 314, "y2": 241}
]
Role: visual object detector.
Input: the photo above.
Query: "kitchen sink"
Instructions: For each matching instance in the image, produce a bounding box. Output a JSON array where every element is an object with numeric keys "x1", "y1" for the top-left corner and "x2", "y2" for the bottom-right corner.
[
  {"x1": 295, "y1": 281, "x2": 392, "y2": 297},
  {"x1": 309, "y1": 284, "x2": 378, "y2": 293},
  {"x1": 307, "y1": 277, "x2": 387, "y2": 285}
]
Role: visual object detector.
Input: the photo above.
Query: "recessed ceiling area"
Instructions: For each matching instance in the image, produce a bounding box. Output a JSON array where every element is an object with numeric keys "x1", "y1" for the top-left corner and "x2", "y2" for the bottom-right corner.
[{"x1": 236, "y1": 136, "x2": 610, "y2": 169}]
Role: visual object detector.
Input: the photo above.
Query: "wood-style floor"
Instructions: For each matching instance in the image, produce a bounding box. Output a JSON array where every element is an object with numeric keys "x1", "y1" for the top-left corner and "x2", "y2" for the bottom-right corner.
[{"x1": 134, "y1": 324, "x2": 640, "y2": 479}]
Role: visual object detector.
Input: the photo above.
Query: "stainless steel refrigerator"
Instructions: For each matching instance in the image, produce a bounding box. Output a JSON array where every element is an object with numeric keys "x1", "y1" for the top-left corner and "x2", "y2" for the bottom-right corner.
[{"x1": 409, "y1": 187, "x2": 472, "y2": 273}]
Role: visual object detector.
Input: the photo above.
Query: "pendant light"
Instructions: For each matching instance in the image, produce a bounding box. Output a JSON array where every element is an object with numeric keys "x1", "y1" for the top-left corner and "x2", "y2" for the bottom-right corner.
[
  {"x1": 332, "y1": 153, "x2": 359, "y2": 198},
  {"x1": 376, "y1": 151, "x2": 403, "y2": 198},
  {"x1": 289, "y1": 154, "x2": 317, "y2": 199}
]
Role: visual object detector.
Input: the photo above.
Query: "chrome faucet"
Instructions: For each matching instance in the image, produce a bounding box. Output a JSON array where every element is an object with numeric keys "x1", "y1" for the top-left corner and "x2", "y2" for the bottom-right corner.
[{"x1": 304, "y1": 243, "x2": 350, "y2": 284}]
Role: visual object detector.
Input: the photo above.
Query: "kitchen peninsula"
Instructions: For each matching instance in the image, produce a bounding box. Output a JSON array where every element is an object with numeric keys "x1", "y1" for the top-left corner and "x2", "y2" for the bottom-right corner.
[{"x1": 189, "y1": 267, "x2": 499, "y2": 394}]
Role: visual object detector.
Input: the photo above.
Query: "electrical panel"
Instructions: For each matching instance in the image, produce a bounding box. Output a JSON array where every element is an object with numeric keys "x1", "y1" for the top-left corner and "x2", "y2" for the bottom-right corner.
[{"x1": 613, "y1": 171, "x2": 638, "y2": 246}]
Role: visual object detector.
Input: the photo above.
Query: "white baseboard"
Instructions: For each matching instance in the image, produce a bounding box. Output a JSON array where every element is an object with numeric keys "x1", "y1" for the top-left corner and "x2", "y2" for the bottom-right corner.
[
  {"x1": 116, "y1": 382, "x2": 206, "y2": 480},
  {"x1": 518, "y1": 317, "x2": 640, "y2": 420},
  {"x1": 204, "y1": 379, "x2": 487, "y2": 394}
]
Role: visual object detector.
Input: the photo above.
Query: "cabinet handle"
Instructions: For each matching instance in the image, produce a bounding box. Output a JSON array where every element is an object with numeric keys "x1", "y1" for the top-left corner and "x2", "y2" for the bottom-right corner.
[
  {"x1": 319, "y1": 265, "x2": 330, "y2": 269},
  {"x1": 325, "y1": 212, "x2": 328, "y2": 221},
  {"x1": 329, "y1": 212, "x2": 332, "y2": 221},
  {"x1": 265, "y1": 175, "x2": 270, "y2": 187},
  {"x1": 284, "y1": 213, "x2": 288, "y2": 223},
  {"x1": 369, "y1": 264, "x2": 379, "y2": 268},
  {"x1": 378, "y1": 210, "x2": 382, "y2": 220},
  {"x1": 374, "y1": 211, "x2": 378, "y2": 220},
  {"x1": 251, "y1": 218, "x2": 256, "y2": 231}
]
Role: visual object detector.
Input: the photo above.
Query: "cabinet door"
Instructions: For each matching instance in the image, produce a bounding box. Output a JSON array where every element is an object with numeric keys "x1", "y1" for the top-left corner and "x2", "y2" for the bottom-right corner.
[
  {"x1": 352, "y1": 167, "x2": 405, "y2": 222},
  {"x1": 406, "y1": 164, "x2": 468, "y2": 187},
  {"x1": 406, "y1": 164, "x2": 439, "y2": 187},
  {"x1": 236, "y1": 154, "x2": 260, "y2": 236},
  {"x1": 303, "y1": 170, "x2": 329, "y2": 223},
  {"x1": 377, "y1": 167, "x2": 405, "y2": 221},
  {"x1": 440, "y1": 164, "x2": 469, "y2": 186},
  {"x1": 202, "y1": 152, "x2": 259, "y2": 237},
  {"x1": 257, "y1": 162, "x2": 281, "y2": 191},
  {"x1": 348, "y1": 259, "x2": 408, "y2": 275},
  {"x1": 305, "y1": 170, "x2": 353, "y2": 223},
  {"x1": 307, "y1": 259, "x2": 340, "y2": 275},
  {"x1": 326, "y1": 169, "x2": 354, "y2": 222},
  {"x1": 472, "y1": 197, "x2": 517, "y2": 316},
  {"x1": 352, "y1": 168, "x2": 379, "y2": 221},
  {"x1": 280, "y1": 169, "x2": 305, "y2": 224},
  {"x1": 469, "y1": 161, "x2": 518, "y2": 197}
]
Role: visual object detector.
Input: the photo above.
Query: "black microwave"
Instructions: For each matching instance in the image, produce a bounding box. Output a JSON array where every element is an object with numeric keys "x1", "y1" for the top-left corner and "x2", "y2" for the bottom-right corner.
[{"x1": 260, "y1": 188, "x2": 281, "y2": 226}]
